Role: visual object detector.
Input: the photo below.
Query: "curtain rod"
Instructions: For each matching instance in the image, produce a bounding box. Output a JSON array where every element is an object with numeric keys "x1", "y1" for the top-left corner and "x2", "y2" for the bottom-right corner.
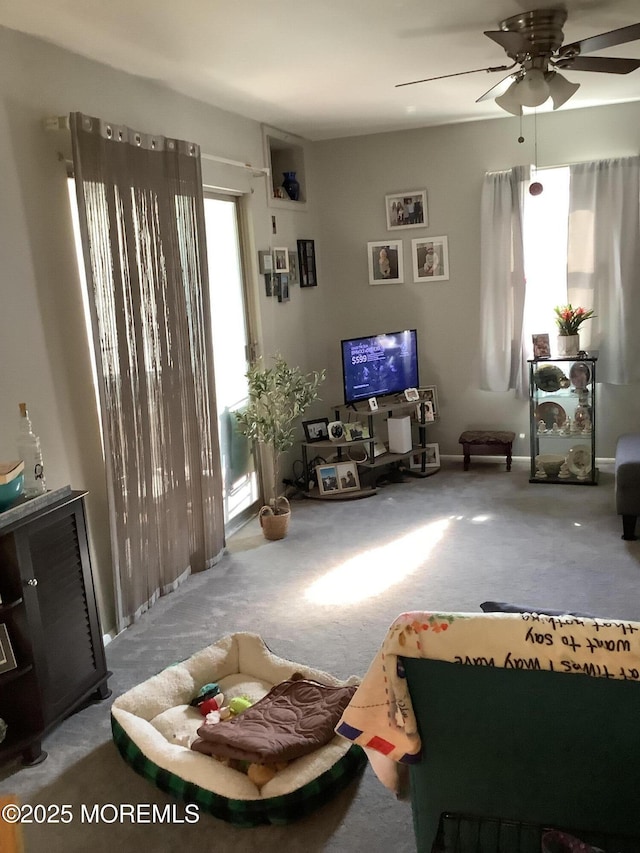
[{"x1": 44, "y1": 116, "x2": 270, "y2": 177}]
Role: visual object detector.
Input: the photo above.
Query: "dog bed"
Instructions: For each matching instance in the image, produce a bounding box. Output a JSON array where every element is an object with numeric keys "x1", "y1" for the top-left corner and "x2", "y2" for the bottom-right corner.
[{"x1": 111, "y1": 632, "x2": 366, "y2": 826}]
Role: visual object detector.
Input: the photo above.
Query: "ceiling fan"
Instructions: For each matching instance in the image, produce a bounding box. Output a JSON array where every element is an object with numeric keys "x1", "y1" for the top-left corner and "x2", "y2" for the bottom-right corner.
[{"x1": 396, "y1": 8, "x2": 640, "y2": 115}]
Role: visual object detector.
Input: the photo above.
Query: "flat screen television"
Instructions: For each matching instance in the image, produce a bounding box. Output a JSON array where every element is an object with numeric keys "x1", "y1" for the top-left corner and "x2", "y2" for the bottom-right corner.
[{"x1": 341, "y1": 329, "x2": 419, "y2": 405}]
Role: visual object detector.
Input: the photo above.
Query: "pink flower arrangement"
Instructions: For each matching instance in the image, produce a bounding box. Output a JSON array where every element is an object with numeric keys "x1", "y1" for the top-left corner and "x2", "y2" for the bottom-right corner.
[{"x1": 554, "y1": 304, "x2": 596, "y2": 336}]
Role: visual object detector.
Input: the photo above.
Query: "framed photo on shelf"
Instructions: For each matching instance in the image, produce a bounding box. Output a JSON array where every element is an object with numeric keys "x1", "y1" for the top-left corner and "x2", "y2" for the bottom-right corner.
[
  {"x1": 336, "y1": 461, "x2": 360, "y2": 492},
  {"x1": 316, "y1": 464, "x2": 340, "y2": 495},
  {"x1": 258, "y1": 250, "x2": 273, "y2": 274},
  {"x1": 404, "y1": 387, "x2": 420, "y2": 402},
  {"x1": 367, "y1": 240, "x2": 404, "y2": 285},
  {"x1": 424, "y1": 443, "x2": 441, "y2": 469},
  {"x1": 421, "y1": 386, "x2": 439, "y2": 417},
  {"x1": 411, "y1": 236, "x2": 449, "y2": 282},
  {"x1": 273, "y1": 247, "x2": 289, "y2": 273},
  {"x1": 385, "y1": 190, "x2": 428, "y2": 230},
  {"x1": 532, "y1": 333, "x2": 551, "y2": 359},
  {"x1": 343, "y1": 421, "x2": 370, "y2": 442},
  {"x1": 409, "y1": 450, "x2": 426, "y2": 470},
  {"x1": 297, "y1": 239, "x2": 317, "y2": 287},
  {"x1": 0, "y1": 623, "x2": 17, "y2": 675},
  {"x1": 303, "y1": 417, "x2": 330, "y2": 443},
  {"x1": 417, "y1": 400, "x2": 435, "y2": 422}
]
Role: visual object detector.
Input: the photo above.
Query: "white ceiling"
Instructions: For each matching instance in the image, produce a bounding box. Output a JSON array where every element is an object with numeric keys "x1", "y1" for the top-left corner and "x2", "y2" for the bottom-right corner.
[{"x1": 2, "y1": 0, "x2": 640, "y2": 140}]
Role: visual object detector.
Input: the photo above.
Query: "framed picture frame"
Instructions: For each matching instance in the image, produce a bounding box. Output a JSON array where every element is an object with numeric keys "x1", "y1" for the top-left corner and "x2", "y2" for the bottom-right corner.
[
  {"x1": 273, "y1": 247, "x2": 289, "y2": 273},
  {"x1": 532, "y1": 333, "x2": 551, "y2": 359},
  {"x1": 343, "y1": 421, "x2": 370, "y2": 442},
  {"x1": 367, "y1": 240, "x2": 404, "y2": 285},
  {"x1": 258, "y1": 249, "x2": 273, "y2": 274},
  {"x1": 277, "y1": 273, "x2": 290, "y2": 303},
  {"x1": 316, "y1": 464, "x2": 340, "y2": 495},
  {"x1": 420, "y1": 386, "x2": 439, "y2": 417},
  {"x1": 264, "y1": 272, "x2": 277, "y2": 297},
  {"x1": 385, "y1": 190, "x2": 428, "y2": 230},
  {"x1": 288, "y1": 251, "x2": 299, "y2": 284},
  {"x1": 417, "y1": 400, "x2": 435, "y2": 422},
  {"x1": 328, "y1": 421, "x2": 345, "y2": 442},
  {"x1": 297, "y1": 239, "x2": 317, "y2": 287},
  {"x1": 404, "y1": 387, "x2": 419, "y2": 402},
  {"x1": 411, "y1": 236, "x2": 449, "y2": 282},
  {"x1": 336, "y1": 461, "x2": 361, "y2": 492},
  {"x1": 424, "y1": 443, "x2": 441, "y2": 469},
  {"x1": 368, "y1": 397, "x2": 379, "y2": 412},
  {"x1": 0, "y1": 623, "x2": 17, "y2": 675},
  {"x1": 409, "y1": 450, "x2": 427, "y2": 470},
  {"x1": 303, "y1": 417, "x2": 329, "y2": 443}
]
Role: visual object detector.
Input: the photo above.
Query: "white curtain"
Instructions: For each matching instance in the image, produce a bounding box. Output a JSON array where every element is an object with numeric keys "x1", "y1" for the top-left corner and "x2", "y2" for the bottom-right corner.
[
  {"x1": 567, "y1": 157, "x2": 640, "y2": 384},
  {"x1": 479, "y1": 165, "x2": 530, "y2": 398}
]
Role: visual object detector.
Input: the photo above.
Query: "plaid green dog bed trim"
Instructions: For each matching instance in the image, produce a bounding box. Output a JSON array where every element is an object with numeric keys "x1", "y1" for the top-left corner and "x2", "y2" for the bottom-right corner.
[{"x1": 111, "y1": 715, "x2": 366, "y2": 826}]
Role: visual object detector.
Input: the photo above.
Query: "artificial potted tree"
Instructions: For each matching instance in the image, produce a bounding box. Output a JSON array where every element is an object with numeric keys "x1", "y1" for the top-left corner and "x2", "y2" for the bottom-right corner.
[{"x1": 235, "y1": 355, "x2": 325, "y2": 540}]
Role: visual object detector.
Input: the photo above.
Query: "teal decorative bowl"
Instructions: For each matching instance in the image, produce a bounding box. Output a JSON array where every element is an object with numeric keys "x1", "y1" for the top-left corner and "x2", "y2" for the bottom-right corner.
[{"x1": 0, "y1": 473, "x2": 24, "y2": 511}]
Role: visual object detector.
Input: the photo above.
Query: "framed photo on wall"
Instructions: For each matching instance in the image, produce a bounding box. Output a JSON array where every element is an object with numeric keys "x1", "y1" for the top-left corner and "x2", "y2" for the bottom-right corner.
[
  {"x1": 258, "y1": 250, "x2": 273, "y2": 274},
  {"x1": 288, "y1": 251, "x2": 299, "y2": 284},
  {"x1": 385, "y1": 190, "x2": 428, "y2": 230},
  {"x1": 273, "y1": 247, "x2": 289, "y2": 273},
  {"x1": 298, "y1": 239, "x2": 317, "y2": 287},
  {"x1": 411, "y1": 236, "x2": 449, "y2": 282},
  {"x1": 367, "y1": 240, "x2": 404, "y2": 285}
]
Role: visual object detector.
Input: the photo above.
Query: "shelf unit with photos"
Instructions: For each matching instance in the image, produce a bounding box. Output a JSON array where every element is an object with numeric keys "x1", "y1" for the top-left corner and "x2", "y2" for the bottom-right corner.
[
  {"x1": 528, "y1": 356, "x2": 598, "y2": 485},
  {"x1": 301, "y1": 391, "x2": 439, "y2": 500},
  {"x1": 0, "y1": 487, "x2": 111, "y2": 766}
]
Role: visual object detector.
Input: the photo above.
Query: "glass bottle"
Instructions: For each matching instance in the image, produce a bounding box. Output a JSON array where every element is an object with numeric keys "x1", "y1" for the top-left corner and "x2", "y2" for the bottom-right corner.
[{"x1": 17, "y1": 403, "x2": 46, "y2": 498}]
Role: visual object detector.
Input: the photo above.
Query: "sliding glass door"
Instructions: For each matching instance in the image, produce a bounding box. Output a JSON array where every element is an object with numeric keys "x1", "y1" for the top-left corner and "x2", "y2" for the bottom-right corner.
[{"x1": 203, "y1": 193, "x2": 259, "y2": 534}]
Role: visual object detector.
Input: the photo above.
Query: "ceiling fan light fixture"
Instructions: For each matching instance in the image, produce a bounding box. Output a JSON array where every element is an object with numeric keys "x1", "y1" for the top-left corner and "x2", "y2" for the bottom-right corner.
[
  {"x1": 515, "y1": 68, "x2": 550, "y2": 107},
  {"x1": 495, "y1": 81, "x2": 523, "y2": 116},
  {"x1": 546, "y1": 70, "x2": 581, "y2": 109}
]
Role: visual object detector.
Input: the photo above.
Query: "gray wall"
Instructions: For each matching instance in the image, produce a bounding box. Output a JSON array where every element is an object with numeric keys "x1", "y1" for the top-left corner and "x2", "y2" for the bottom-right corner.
[
  {"x1": 1, "y1": 23, "x2": 639, "y2": 632},
  {"x1": 0, "y1": 26, "x2": 319, "y2": 633},
  {"x1": 311, "y1": 104, "x2": 640, "y2": 459}
]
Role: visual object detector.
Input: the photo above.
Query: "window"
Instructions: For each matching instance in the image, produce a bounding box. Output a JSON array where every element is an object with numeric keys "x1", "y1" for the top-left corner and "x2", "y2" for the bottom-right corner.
[{"x1": 522, "y1": 166, "x2": 570, "y2": 352}]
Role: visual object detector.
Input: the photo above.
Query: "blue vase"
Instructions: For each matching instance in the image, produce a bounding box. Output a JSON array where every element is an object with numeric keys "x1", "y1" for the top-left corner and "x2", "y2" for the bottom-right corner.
[{"x1": 282, "y1": 171, "x2": 300, "y2": 201}]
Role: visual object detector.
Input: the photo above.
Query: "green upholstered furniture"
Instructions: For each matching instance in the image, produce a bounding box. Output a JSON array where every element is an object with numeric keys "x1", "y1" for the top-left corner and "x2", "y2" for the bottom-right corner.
[{"x1": 403, "y1": 657, "x2": 640, "y2": 852}]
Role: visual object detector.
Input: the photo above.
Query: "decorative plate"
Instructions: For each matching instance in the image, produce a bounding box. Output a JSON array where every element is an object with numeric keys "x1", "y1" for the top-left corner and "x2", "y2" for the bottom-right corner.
[
  {"x1": 567, "y1": 444, "x2": 592, "y2": 477},
  {"x1": 534, "y1": 364, "x2": 566, "y2": 393},
  {"x1": 535, "y1": 401, "x2": 567, "y2": 430},
  {"x1": 569, "y1": 362, "x2": 592, "y2": 390}
]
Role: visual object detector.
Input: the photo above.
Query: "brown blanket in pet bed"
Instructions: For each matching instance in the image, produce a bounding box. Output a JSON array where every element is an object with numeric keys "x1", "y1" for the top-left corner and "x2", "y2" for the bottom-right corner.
[{"x1": 191, "y1": 678, "x2": 357, "y2": 763}]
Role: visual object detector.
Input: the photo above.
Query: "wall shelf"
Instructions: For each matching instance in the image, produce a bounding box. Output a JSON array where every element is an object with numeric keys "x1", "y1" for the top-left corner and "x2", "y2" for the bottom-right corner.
[{"x1": 262, "y1": 124, "x2": 308, "y2": 210}]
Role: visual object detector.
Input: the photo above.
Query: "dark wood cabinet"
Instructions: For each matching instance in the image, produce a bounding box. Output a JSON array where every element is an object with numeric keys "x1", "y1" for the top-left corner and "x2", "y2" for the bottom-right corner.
[{"x1": 0, "y1": 488, "x2": 111, "y2": 765}]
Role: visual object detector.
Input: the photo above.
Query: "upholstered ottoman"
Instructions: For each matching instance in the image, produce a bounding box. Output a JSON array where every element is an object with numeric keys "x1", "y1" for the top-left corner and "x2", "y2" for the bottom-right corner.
[
  {"x1": 615, "y1": 434, "x2": 640, "y2": 540},
  {"x1": 458, "y1": 430, "x2": 516, "y2": 471},
  {"x1": 111, "y1": 633, "x2": 365, "y2": 826}
]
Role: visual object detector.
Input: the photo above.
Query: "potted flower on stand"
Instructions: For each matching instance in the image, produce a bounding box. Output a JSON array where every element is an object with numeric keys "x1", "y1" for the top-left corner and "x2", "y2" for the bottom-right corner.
[
  {"x1": 554, "y1": 304, "x2": 596, "y2": 357},
  {"x1": 235, "y1": 356, "x2": 325, "y2": 540}
]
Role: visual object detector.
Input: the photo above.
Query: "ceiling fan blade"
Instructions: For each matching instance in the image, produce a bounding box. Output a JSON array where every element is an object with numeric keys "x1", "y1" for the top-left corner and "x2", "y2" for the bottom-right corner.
[
  {"x1": 476, "y1": 73, "x2": 518, "y2": 102},
  {"x1": 554, "y1": 55, "x2": 640, "y2": 74},
  {"x1": 395, "y1": 64, "x2": 512, "y2": 89},
  {"x1": 561, "y1": 22, "x2": 640, "y2": 57},
  {"x1": 484, "y1": 29, "x2": 529, "y2": 55}
]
